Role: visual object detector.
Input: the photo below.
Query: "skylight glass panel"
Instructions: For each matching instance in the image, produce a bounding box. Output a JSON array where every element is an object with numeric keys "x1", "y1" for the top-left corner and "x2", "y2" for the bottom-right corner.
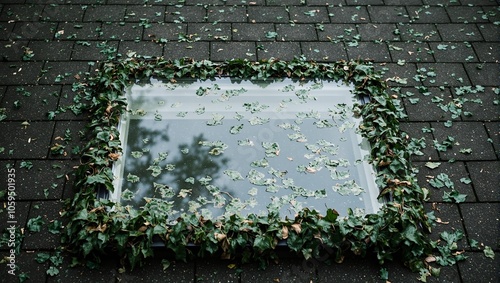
[{"x1": 111, "y1": 78, "x2": 381, "y2": 220}]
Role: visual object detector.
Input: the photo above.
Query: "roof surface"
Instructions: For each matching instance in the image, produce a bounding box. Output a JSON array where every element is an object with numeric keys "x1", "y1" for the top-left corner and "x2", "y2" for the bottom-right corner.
[{"x1": 0, "y1": 0, "x2": 499, "y2": 282}]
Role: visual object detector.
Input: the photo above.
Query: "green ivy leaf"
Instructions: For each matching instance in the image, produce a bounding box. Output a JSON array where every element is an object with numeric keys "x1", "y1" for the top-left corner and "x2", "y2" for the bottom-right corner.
[
  {"x1": 262, "y1": 142, "x2": 280, "y2": 157},
  {"x1": 206, "y1": 113, "x2": 224, "y2": 126},
  {"x1": 247, "y1": 169, "x2": 268, "y2": 186},
  {"x1": 459, "y1": 148, "x2": 472, "y2": 154},
  {"x1": 224, "y1": 170, "x2": 244, "y2": 181},
  {"x1": 403, "y1": 225, "x2": 419, "y2": 244},
  {"x1": 248, "y1": 116, "x2": 270, "y2": 125},
  {"x1": 46, "y1": 266, "x2": 59, "y2": 276},
  {"x1": 469, "y1": 239, "x2": 479, "y2": 248},
  {"x1": 47, "y1": 220, "x2": 62, "y2": 234},
  {"x1": 459, "y1": 177, "x2": 472, "y2": 184},
  {"x1": 20, "y1": 161, "x2": 33, "y2": 170},
  {"x1": 243, "y1": 101, "x2": 269, "y2": 113},
  {"x1": 379, "y1": 268, "x2": 389, "y2": 280},
  {"x1": 332, "y1": 180, "x2": 364, "y2": 196},
  {"x1": 162, "y1": 259, "x2": 171, "y2": 270},
  {"x1": 127, "y1": 173, "x2": 140, "y2": 183},
  {"x1": 121, "y1": 189, "x2": 135, "y2": 201},
  {"x1": 483, "y1": 246, "x2": 495, "y2": 259},
  {"x1": 27, "y1": 216, "x2": 44, "y2": 233},
  {"x1": 437, "y1": 44, "x2": 448, "y2": 50},
  {"x1": 35, "y1": 252, "x2": 51, "y2": 263},
  {"x1": 442, "y1": 190, "x2": 467, "y2": 203},
  {"x1": 147, "y1": 165, "x2": 162, "y2": 177},
  {"x1": 250, "y1": 158, "x2": 269, "y2": 168},
  {"x1": 18, "y1": 272, "x2": 29, "y2": 282},
  {"x1": 324, "y1": 208, "x2": 339, "y2": 223},
  {"x1": 230, "y1": 124, "x2": 244, "y2": 134},
  {"x1": 86, "y1": 174, "x2": 107, "y2": 185},
  {"x1": 429, "y1": 173, "x2": 454, "y2": 189},
  {"x1": 425, "y1": 162, "x2": 441, "y2": 169},
  {"x1": 264, "y1": 31, "x2": 278, "y2": 39}
]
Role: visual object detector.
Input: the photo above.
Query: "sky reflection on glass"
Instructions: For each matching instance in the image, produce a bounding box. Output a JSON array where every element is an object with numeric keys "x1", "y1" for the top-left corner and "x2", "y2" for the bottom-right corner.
[{"x1": 112, "y1": 78, "x2": 381, "y2": 219}]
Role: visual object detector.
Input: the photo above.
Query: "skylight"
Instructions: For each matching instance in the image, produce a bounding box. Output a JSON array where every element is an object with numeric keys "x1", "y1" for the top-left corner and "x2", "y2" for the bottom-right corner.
[{"x1": 111, "y1": 78, "x2": 381, "y2": 219}]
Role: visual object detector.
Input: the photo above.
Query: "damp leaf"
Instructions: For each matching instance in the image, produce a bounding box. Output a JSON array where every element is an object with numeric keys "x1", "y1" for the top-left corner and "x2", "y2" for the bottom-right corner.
[
  {"x1": 247, "y1": 169, "x2": 272, "y2": 186},
  {"x1": 459, "y1": 148, "x2": 472, "y2": 154},
  {"x1": 469, "y1": 239, "x2": 479, "y2": 248},
  {"x1": 206, "y1": 113, "x2": 224, "y2": 126},
  {"x1": 459, "y1": 177, "x2": 471, "y2": 184},
  {"x1": 195, "y1": 106, "x2": 205, "y2": 115},
  {"x1": 176, "y1": 111, "x2": 187, "y2": 117},
  {"x1": 313, "y1": 189, "x2": 327, "y2": 198},
  {"x1": 234, "y1": 112, "x2": 244, "y2": 120},
  {"x1": 437, "y1": 44, "x2": 448, "y2": 50},
  {"x1": 295, "y1": 89, "x2": 312, "y2": 101},
  {"x1": 269, "y1": 168, "x2": 287, "y2": 178},
  {"x1": 281, "y1": 84, "x2": 295, "y2": 92},
  {"x1": 379, "y1": 268, "x2": 389, "y2": 280},
  {"x1": 199, "y1": 176, "x2": 213, "y2": 185},
  {"x1": 266, "y1": 185, "x2": 280, "y2": 193},
  {"x1": 314, "y1": 119, "x2": 334, "y2": 128},
  {"x1": 154, "y1": 111, "x2": 162, "y2": 121},
  {"x1": 196, "y1": 86, "x2": 210, "y2": 96},
  {"x1": 248, "y1": 116, "x2": 270, "y2": 125},
  {"x1": 121, "y1": 189, "x2": 135, "y2": 201},
  {"x1": 224, "y1": 170, "x2": 244, "y2": 181},
  {"x1": 262, "y1": 142, "x2": 280, "y2": 157},
  {"x1": 147, "y1": 165, "x2": 162, "y2": 177},
  {"x1": 85, "y1": 175, "x2": 107, "y2": 185},
  {"x1": 330, "y1": 169, "x2": 350, "y2": 180},
  {"x1": 184, "y1": 177, "x2": 195, "y2": 184},
  {"x1": 154, "y1": 182, "x2": 175, "y2": 198},
  {"x1": 288, "y1": 132, "x2": 307, "y2": 142},
  {"x1": 248, "y1": 187, "x2": 258, "y2": 196},
  {"x1": 188, "y1": 200, "x2": 201, "y2": 213},
  {"x1": 332, "y1": 180, "x2": 364, "y2": 196},
  {"x1": 429, "y1": 173, "x2": 454, "y2": 189},
  {"x1": 206, "y1": 185, "x2": 220, "y2": 196},
  {"x1": 46, "y1": 266, "x2": 59, "y2": 276},
  {"x1": 251, "y1": 158, "x2": 269, "y2": 168},
  {"x1": 278, "y1": 122, "x2": 300, "y2": 131},
  {"x1": 199, "y1": 140, "x2": 228, "y2": 155},
  {"x1": 243, "y1": 101, "x2": 269, "y2": 114},
  {"x1": 27, "y1": 216, "x2": 44, "y2": 233},
  {"x1": 230, "y1": 124, "x2": 244, "y2": 134},
  {"x1": 131, "y1": 151, "x2": 143, "y2": 158},
  {"x1": 282, "y1": 178, "x2": 294, "y2": 187},
  {"x1": 425, "y1": 162, "x2": 441, "y2": 169},
  {"x1": 265, "y1": 31, "x2": 278, "y2": 38},
  {"x1": 243, "y1": 101, "x2": 269, "y2": 113},
  {"x1": 178, "y1": 189, "x2": 192, "y2": 198},
  {"x1": 127, "y1": 173, "x2": 140, "y2": 183},
  {"x1": 238, "y1": 139, "x2": 254, "y2": 146},
  {"x1": 483, "y1": 246, "x2": 495, "y2": 259},
  {"x1": 442, "y1": 190, "x2": 467, "y2": 203}
]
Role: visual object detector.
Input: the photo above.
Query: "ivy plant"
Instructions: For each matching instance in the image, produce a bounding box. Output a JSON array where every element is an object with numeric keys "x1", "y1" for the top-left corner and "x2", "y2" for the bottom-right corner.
[{"x1": 62, "y1": 56, "x2": 437, "y2": 276}]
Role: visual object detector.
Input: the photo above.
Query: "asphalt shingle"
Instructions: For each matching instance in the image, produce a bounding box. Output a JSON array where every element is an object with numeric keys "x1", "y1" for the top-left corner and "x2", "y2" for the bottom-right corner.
[{"x1": 0, "y1": 1, "x2": 498, "y2": 282}]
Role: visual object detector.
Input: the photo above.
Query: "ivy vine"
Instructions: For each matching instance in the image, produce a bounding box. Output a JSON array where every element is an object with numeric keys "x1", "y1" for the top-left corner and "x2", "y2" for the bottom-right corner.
[{"x1": 62, "y1": 56, "x2": 437, "y2": 276}]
